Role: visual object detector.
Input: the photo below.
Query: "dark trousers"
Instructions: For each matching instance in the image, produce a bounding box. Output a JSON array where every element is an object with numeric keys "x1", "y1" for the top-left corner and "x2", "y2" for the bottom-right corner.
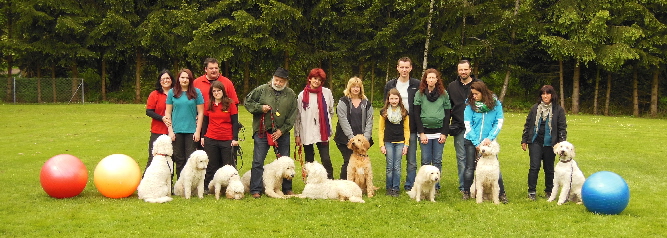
[
  {"x1": 173, "y1": 133, "x2": 197, "y2": 179},
  {"x1": 203, "y1": 137, "x2": 235, "y2": 188},
  {"x1": 463, "y1": 139, "x2": 506, "y2": 193},
  {"x1": 145, "y1": 133, "x2": 164, "y2": 170},
  {"x1": 250, "y1": 132, "x2": 292, "y2": 194},
  {"x1": 528, "y1": 143, "x2": 555, "y2": 193},
  {"x1": 337, "y1": 143, "x2": 353, "y2": 179},
  {"x1": 304, "y1": 142, "x2": 333, "y2": 179}
]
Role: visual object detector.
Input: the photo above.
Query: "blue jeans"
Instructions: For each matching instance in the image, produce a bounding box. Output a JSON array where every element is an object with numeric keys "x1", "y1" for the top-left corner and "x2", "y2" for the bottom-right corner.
[
  {"x1": 453, "y1": 132, "x2": 466, "y2": 191},
  {"x1": 420, "y1": 138, "x2": 444, "y2": 190},
  {"x1": 385, "y1": 142, "x2": 403, "y2": 191},
  {"x1": 463, "y1": 139, "x2": 505, "y2": 193},
  {"x1": 250, "y1": 131, "x2": 292, "y2": 194},
  {"x1": 404, "y1": 133, "x2": 417, "y2": 190}
]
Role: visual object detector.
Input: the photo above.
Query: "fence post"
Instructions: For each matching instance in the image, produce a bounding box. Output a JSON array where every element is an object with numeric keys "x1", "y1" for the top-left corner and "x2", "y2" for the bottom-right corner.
[
  {"x1": 81, "y1": 78, "x2": 85, "y2": 104},
  {"x1": 13, "y1": 77, "x2": 15, "y2": 104}
]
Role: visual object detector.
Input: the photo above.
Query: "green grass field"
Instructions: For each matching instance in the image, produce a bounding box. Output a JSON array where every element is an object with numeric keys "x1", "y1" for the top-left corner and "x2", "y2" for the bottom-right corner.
[{"x1": 1, "y1": 104, "x2": 666, "y2": 237}]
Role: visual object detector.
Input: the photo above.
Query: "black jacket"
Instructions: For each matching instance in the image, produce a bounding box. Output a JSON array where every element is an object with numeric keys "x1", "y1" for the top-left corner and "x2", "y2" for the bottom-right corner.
[
  {"x1": 521, "y1": 103, "x2": 567, "y2": 145},
  {"x1": 447, "y1": 76, "x2": 480, "y2": 135},
  {"x1": 384, "y1": 77, "x2": 421, "y2": 133}
]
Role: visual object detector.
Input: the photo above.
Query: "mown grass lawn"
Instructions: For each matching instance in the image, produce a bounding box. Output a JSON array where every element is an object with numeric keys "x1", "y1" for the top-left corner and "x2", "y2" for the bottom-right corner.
[{"x1": 1, "y1": 104, "x2": 665, "y2": 237}]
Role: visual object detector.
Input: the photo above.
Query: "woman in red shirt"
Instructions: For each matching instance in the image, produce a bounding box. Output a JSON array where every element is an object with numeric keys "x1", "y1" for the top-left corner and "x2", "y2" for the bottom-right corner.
[
  {"x1": 144, "y1": 70, "x2": 175, "y2": 171},
  {"x1": 201, "y1": 80, "x2": 239, "y2": 189}
]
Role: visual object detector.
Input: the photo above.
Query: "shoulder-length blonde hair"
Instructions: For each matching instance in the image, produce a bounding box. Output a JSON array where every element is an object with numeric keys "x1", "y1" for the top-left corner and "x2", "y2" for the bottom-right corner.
[{"x1": 343, "y1": 77, "x2": 367, "y2": 100}]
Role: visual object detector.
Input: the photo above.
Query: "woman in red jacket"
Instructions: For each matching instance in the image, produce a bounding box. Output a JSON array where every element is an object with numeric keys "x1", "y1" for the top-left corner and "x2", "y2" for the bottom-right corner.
[{"x1": 144, "y1": 70, "x2": 175, "y2": 171}]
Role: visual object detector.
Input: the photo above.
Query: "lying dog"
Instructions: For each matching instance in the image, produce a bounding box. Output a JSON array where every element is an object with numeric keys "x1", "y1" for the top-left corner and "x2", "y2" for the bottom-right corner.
[
  {"x1": 137, "y1": 135, "x2": 174, "y2": 203},
  {"x1": 208, "y1": 165, "x2": 239, "y2": 200},
  {"x1": 225, "y1": 176, "x2": 245, "y2": 200},
  {"x1": 174, "y1": 150, "x2": 209, "y2": 199},
  {"x1": 407, "y1": 165, "x2": 440, "y2": 202},
  {"x1": 297, "y1": 161, "x2": 365, "y2": 203},
  {"x1": 470, "y1": 140, "x2": 501, "y2": 204},
  {"x1": 241, "y1": 156, "x2": 296, "y2": 198},
  {"x1": 548, "y1": 141, "x2": 585, "y2": 205},
  {"x1": 347, "y1": 134, "x2": 377, "y2": 197}
]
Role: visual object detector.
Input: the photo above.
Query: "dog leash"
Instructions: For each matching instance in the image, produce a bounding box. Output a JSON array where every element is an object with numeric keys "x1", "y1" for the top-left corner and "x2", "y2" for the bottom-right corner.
[{"x1": 294, "y1": 144, "x2": 306, "y2": 182}]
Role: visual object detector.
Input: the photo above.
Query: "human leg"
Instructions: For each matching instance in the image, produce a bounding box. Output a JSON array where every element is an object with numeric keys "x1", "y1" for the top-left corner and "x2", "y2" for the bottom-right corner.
[
  {"x1": 203, "y1": 137, "x2": 222, "y2": 189},
  {"x1": 404, "y1": 133, "x2": 417, "y2": 191},
  {"x1": 303, "y1": 144, "x2": 315, "y2": 163},
  {"x1": 337, "y1": 143, "x2": 353, "y2": 179},
  {"x1": 432, "y1": 139, "x2": 445, "y2": 190},
  {"x1": 251, "y1": 132, "x2": 270, "y2": 195},
  {"x1": 462, "y1": 139, "x2": 477, "y2": 193},
  {"x1": 527, "y1": 143, "x2": 543, "y2": 194},
  {"x1": 275, "y1": 132, "x2": 292, "y2": 193},
  {"x1": 172, "y1": 133, "x2": 188, "y2": 179},
  {"x1": 385, "y1": 142, "x2": 396, "y2": 191},
  {"x1": 392, "y1": 143, "x2": 404, "y2": 192},
  {"x1": 317, "y1": 142, "x2": 334, "y2": 179},
  {"x1": 453, "y1": 133, "x2": 466, "y2": 191},
  {"x1": 543, "y1": 145, "x2": 556, "y2": 194}
]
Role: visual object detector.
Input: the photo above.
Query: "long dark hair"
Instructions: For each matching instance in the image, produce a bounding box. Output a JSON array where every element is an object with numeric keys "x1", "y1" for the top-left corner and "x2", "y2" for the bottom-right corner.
[
  {"x1": 537, "y1": 85, "x2": 558, "y2": 104},
  {"x1": 380, "y1": 88, "x2": 408, "y2": 118},
  {"x1": 173, "y1": 68, "x2": 197, "y2": 100},
  {"x1": 467, "y1": 81, "x2": 496, "y2": 111},
  {"x1": 208, "y1": 80, "x2": 232, "y2": 112},
  {"x1": 419, "y1": 68, "x2": 445, "y2": 95},
  {"x1": 155, "y1": 70, "x2": 174, "y2": 93}
]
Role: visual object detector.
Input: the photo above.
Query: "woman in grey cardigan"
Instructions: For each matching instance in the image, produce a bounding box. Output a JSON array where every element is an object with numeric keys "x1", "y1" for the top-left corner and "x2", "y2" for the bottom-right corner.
[
  {"x1": 334, "y1": 77, "x2": 374, "y2": 179},
  {"x1": 521, "y1": 85, "x2": 567, "y2": 201}
]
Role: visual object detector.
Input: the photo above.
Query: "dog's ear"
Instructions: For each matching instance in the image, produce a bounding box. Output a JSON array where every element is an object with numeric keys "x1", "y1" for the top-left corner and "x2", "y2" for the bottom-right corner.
[
  {"x1": 347, "y1": 138, "x2": 354, "y2": 150},
  {"x1": 553, "y1": 142, "x2": 561, "y2": 154}
]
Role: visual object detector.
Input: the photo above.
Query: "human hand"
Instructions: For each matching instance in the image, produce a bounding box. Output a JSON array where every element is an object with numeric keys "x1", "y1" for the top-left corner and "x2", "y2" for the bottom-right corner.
[
  {"x1": 231, "y1": 140, "x2": 239, "y2": 146},
  {"x1": 193, "y1": 133, "x2": 201, "y2": 142},
  {"x1": 402, "y1": 146, "x2": 408, "y2": 155},
  {"x1": 162, "y1": 116, "x2": 172, "y2": 127},
  {"x1": 380, "y1": 146, "x2": 387, "y2": 155},
  {"x1": 295, "y1": 136, "x2": 302, "y2": 146},
  {"x1": 420, "y1": 134, "x2": 428, "y2": 144},
  {"x1": 481, "y1": 138, "x2": 491, "y2": 146},
  {"x1": 200, "y1": 138, "x2": 205, "y2": 147},
  {"x1": 169, "y1": 132, "x2": 176, "y2": 141},
  {"x1": 272, "y1": 129, "x2": 282, "y2": 141},
  {"x1": 262, "y1": 105, "x2": 272, "y2": 113},
  {"x1": 438, "y1": 134, "x2": 447, "y2": 144},
  {"x1": 521, "y1": 143, "x2": 527, "y2": 151}
]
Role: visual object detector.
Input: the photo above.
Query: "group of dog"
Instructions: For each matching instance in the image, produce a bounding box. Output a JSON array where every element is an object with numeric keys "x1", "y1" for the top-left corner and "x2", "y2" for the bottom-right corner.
[{"x1": 137, "y1": 134, "x2": 586, "y2": 205}]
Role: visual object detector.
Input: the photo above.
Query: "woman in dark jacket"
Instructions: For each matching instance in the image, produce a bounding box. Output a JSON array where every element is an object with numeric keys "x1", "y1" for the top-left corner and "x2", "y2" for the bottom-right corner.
[{"x1": 521, "y1": 85, "x2": 567, "y2": 201}]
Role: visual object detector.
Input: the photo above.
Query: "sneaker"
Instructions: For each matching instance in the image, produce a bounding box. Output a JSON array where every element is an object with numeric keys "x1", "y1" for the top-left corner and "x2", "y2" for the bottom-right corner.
[
  {"x1": 462, "y1": 191, "x2": 471, "y2": 200},
  {"x1": 528, "y1": 193, "x2": 536, "y2": 201},
  {"x1": 499, "y1": 193, "x2": 509, "y2": 204},
  {"x1": 386, "y1": 190, "x2": 393, "y2": 196},
  {"x1": 391, "y1": 189, "x2": 399, "y2": 197}
]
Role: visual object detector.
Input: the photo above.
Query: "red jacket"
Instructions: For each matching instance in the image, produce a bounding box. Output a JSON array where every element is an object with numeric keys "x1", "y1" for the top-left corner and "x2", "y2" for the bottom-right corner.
[{"x1": 193, "y1": 75, "x2": 239, "y2": 106}]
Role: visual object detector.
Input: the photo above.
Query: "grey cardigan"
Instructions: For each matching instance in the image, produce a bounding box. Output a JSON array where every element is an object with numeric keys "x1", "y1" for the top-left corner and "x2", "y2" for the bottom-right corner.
[{"x1": 334, "y1": 96, "x2": 373, "y2": 144}]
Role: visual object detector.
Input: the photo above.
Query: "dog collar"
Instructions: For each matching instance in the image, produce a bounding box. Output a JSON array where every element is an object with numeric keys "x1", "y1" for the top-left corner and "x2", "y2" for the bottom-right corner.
[
  {"x1": 355, "y1": 153, "x2": 369, "y2": 158},
  {"x1": 560, "y1": 158, "x2": 572, "y2": 163},
  {"x1": 155, "y1": 153, "x2": 170, "y2": 157}
]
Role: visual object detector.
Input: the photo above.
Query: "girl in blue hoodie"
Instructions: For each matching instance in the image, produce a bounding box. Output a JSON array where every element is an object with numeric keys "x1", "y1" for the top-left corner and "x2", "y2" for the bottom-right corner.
[{"x1": 461, "y1": 81, "x2": 508, "y2": 203}]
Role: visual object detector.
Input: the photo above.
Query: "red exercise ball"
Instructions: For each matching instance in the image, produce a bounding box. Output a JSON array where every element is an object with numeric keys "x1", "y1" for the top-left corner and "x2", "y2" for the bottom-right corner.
[
  {"x1": 40, "y1": 154, "x2": 89, "y2": 199},
  {"x1": 94, "y1": 154, "x2": 141, "y2": 199}
]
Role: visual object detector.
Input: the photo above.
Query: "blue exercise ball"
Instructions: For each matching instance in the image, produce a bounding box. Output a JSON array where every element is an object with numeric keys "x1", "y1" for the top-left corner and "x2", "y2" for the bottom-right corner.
[{"x1": 582, "y1": 171, "x2": 630, "y2": 215}]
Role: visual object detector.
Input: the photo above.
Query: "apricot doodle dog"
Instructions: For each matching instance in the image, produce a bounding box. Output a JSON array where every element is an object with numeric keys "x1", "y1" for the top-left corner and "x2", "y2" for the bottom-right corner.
[{"x1": 347, "y1": 134, "x2": 377, "y2": 197}]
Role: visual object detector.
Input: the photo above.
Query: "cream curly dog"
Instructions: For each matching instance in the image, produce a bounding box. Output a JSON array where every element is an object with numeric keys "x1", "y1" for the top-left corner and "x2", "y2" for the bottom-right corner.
[
  {"x1": 548, "y1": 141, "x2": 585, "y2": 205},
  {"x1": 174, "y1": 150, "x2": 209, "y2": 199},
  {"x1": 137, "y1": 135, "x2": 174, "y2": 203},
  {"x1": 297, "y1": 161, "x2": 365, "y2": 203},
  {"x1": 407, "y1": 165, "x2": 440, "y2": 202},
  {"x1": 208, "y1": 165, "x2": 240, "y2": 200},
  {"x1": 241, "y1": 156, "x2": 296, "y2": 198},
  {"x1": 347, "y1": 134, "x2": 377, "y2": 197},
  {"x1": 470, "y1": 140, "x2": 501, "y2": 204}
]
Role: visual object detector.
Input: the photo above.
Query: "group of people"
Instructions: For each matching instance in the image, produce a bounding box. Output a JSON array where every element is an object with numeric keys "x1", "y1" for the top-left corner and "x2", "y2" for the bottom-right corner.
[{"x1": 144, "y1": 56, "x2": 568, "y2": 202}]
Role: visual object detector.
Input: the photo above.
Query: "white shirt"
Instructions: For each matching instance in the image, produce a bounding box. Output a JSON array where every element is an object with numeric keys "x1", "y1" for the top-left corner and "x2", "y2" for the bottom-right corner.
[
  {"x1": 395, "y1": 79, "x2": 410, "y2": 111},
  {"x1": 295, "y1": 87, "x2": 335, "y2": 145}
]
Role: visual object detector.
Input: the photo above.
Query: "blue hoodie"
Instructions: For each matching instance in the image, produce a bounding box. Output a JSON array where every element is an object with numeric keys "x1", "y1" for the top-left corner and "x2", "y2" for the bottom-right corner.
[{"x1": 463, "y1": 99, "x2": 504, "y2": 146}]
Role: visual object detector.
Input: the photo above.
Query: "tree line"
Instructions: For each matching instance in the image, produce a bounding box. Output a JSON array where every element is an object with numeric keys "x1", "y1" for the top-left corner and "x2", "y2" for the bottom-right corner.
[{"x1": 1, "y1": 0, "x2": 666, "y2": 116}]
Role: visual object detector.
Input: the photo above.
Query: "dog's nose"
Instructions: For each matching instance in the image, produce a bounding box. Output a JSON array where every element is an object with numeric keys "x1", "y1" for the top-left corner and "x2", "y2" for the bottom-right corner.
[{"x1": 290, "y1": 174, "x2": 294, "y2": 177}]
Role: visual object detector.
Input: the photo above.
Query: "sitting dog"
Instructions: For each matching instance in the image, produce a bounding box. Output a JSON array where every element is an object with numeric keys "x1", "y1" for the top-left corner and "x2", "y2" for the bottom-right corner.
[
  {"x1": 347, "y1": 134, "x2": 377, "y2": 197},
  {"x1": 137, "y1": 135, "x2": 174, "y2": 203},
  {"x1": 174, "y1": 150, "x2": 209, "y2": 199},
  {"x1": 407, "y1": 165, "x2": 440, "y2": 202},
  {"x1": 548, "y1": 141, "x2": 586, "y2": 205},
  {"x1": 241, "y1": 156, "x2": 296, "y2": 198},
  {"x1": 297, "y1": 161, "x2": 365, "y2": 203},
  {"x1": 225, "y1": 176, "x2": 245, "y2": 200},
  {"x1": 208, "y1": 165, "x2": 240, "y2": 200},
  {"x1": 470, "y1": 140, "x2": 501, "y2": 204}
]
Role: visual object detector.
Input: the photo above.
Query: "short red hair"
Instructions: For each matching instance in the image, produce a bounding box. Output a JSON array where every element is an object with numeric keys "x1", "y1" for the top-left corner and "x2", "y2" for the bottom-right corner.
[{"x1": 307, "y1": 68, "x2": 327, "y2": 84}]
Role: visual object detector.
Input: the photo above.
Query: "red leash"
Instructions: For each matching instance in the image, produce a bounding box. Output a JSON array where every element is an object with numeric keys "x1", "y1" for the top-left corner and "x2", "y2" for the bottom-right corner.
[
  {"x1": 260, "y1": 112, "x2": 280, "y2": 159},
  {"x1": 294, "y1": 144, "x2": 305, "y2": 182}
]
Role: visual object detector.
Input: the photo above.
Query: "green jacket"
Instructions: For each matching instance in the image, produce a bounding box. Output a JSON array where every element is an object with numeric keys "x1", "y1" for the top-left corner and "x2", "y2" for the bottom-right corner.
[
  {"x1": 244, "y1": 83, "x2": 298, "y2": 134},
  {"x1": 414, "y1": 91, "x2": 452, "y2": 130}
]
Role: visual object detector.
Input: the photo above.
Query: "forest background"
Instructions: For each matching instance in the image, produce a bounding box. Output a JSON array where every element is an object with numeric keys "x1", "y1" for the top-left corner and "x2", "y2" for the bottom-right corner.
[{"x1": 1, "y1": 0, "x2": 666, "y2": 117}]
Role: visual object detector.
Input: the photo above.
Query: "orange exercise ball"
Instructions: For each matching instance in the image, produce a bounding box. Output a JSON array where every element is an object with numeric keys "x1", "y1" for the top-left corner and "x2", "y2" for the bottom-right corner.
[{"x1": 94, "y1": 154, "x2": 141, "y2": 198}]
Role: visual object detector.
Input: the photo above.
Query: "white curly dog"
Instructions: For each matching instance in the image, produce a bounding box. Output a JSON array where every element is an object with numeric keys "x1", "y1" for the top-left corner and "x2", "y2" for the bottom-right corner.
[
  {"x1": 548, "y1": 141, "x2": 586, "y2": 205},
  {"x1": 297, "y1": 161, "x2": 365, "y2": 203},
  {"x1": 470, "y1": 140, "x2": 501, "y2": 204},
  {"x1": 137, "y1": 135, "x2": 174, "y2": 203},
  {"x1": 407, "y1": 165, "x2": 440, "y2": 202},
  {"x1": 174, "y1": 150, "x2": 209, "y2": 199},
  {"x1": 225, "y1": 178, "x2": 244, "y2": 200},
  {"x1": 241, "y1": 156, "x2": 296, "y2": 198},
  {"x1": 208, "y1": 165, "x2": 240, "y2": 200}
]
